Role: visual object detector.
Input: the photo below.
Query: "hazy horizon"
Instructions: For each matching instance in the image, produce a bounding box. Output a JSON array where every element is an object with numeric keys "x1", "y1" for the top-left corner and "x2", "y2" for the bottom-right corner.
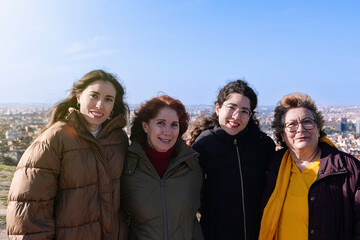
[{"x1": 0, "y1": 102, "x2": 359, "y2": 108}]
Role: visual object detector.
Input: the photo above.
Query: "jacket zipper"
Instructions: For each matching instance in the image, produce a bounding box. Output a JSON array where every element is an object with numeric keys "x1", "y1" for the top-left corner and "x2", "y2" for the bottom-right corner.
[
  {"x1": 160, "y1": 179, "x2": 169, "y2": 240},
  {"x1": 93, "y1": 141, "x2": 114, "y2": 238},
  {"x1": 234, "y1": 138, "x2": 247, "y2": 240}
]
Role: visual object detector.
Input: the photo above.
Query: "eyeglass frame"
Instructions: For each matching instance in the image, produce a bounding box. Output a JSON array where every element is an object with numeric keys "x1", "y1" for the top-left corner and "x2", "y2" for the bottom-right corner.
[
  {"x1": 283, "y1": 118, "x2": 317, "y2": 133},
  {"x1": 222, "y1": 103, "x2": 252, "y2": 119}
]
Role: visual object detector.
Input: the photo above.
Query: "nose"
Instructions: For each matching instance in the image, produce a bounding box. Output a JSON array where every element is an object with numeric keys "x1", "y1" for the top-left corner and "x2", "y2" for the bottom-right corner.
[
  {"x1": 96, "y1": 100, "x2": 104, "y2": 109},
  {"x1": 296, "y1": 122, "x2": 305, "y2": 132},
  {"x1": 162, "y1": 126, "x2": 171, "y2": 135},
  {"x1": 232, "y1": 109, "x2": 241, "y2": 118}
]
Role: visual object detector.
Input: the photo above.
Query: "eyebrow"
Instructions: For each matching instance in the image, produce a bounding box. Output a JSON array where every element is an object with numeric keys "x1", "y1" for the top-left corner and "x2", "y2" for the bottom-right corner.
[
  {"x1": 286, "y1": 117, "x2": 314, "y2": 122},
  {"x1": 156, "y1": 119, "x2": 179, "y2": 123},
  {"x1": 226, "y1": 103, "x2": 250, "y2": 110},
  {"x1": 90, "y1": 91, "x2": 115, "y2": 99}
]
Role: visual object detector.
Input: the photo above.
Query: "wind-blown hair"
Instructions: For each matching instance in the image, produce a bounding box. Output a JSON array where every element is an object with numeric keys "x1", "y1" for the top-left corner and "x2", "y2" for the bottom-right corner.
[
  {"x1": 272, "y1": 92, "x2": 326, "y2": 148},
  {"x1": 187, "y1": 80, "x2": 260, "y2": 146},
  {"x1": 130, "y1": 95, "x2": 189, "y2": 145},
  {"x1": 40, "y1": 70, "x2": 128, "y2": 135}
]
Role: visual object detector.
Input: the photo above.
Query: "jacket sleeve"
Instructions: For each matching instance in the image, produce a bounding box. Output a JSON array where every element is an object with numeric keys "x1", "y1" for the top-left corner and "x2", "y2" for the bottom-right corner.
[
  {"x1": 354, "y1": 185, "x2": 360, "y2": 239},
  {"x1": 191, "y1": 141, "x2": 207, "y2": 215},
  {"x1": 6, "y1": 139, "x2": 61, "y2": 240}
]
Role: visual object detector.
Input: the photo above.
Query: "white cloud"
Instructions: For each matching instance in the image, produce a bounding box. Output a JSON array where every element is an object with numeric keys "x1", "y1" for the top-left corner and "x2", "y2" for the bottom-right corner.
[
  {"x1": 62, "y1": 42, "x2": 88, "y2": 54},
  {"x1": 70, "y1": 49, "x2": 119, "y2": 61},
  {"x1": 61, "y1": 36, "x2": 117, "y2": 61}
]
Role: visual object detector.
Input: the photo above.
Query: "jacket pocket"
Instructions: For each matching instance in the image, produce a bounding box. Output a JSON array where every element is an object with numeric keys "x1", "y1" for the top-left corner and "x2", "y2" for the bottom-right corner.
[{"x1": 122, "y1": 157, "x2": 138, "y2": 176}]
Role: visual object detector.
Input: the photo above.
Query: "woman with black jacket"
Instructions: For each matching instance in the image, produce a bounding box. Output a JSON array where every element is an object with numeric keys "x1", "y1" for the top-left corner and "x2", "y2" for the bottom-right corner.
[{"x1": 187, "y1": 80, "x2": 275, "y2": 240}]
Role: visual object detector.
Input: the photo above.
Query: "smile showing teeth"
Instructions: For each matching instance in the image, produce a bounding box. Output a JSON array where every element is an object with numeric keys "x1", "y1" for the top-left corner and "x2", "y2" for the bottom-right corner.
[
  {"x1": 159, "y1": 137, "x2": 171, "y2": 143},
  {"x1": 91, "y1": 111, "x2": 104, "y2": 117},
  {"x1": 228, "y1": 121, "x2": 239, "y2": 127}
]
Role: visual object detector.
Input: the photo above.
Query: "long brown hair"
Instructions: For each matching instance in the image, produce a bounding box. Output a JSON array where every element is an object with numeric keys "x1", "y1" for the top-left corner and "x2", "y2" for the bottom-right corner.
[{"x1": 39, "y1": 70, "x2": 128, "y2": 135}]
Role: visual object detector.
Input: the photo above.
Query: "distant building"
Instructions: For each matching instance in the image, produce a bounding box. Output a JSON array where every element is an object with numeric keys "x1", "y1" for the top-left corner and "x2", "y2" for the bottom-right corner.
[
  {"x1": 5, "y1": 130, "x2": 22, "y2": 141},
  {"x1": 337, "y1": 122, "x2": 346, "y2": 132},
  {"x1": 356, "y1": 119, "x2": 360, "y2": 134}
]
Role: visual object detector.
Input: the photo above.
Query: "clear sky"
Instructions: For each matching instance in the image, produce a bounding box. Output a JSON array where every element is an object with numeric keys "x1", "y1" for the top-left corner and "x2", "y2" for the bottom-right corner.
[{"x1": 1, "y1": 0, "x2": 359, "y2": 106}]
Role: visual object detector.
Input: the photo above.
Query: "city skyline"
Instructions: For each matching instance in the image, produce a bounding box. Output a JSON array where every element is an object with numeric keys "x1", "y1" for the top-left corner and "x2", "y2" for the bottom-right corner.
[{"x1": 1, "y1": 1, "x2": 360, "y2": 106}]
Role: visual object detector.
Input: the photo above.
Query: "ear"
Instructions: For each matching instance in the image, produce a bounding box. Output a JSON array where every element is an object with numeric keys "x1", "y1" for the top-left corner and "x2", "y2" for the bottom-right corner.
[
  {"x1": 215, "y1": 103, "x2": 220, "y2": 116},
  {"x1": 280, "y1": 132, "x2": 285, "y2": 142},
  {"x1": 76, "y1": 93, "x2": 81, "y2": 103},
  {"x1": 142, "y1": 122, "x2": 148, "y2": 133}
]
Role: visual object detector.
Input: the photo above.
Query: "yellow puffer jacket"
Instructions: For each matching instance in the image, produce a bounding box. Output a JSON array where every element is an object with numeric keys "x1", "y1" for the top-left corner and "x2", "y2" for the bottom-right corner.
[
  {"x1": 7, "y1": 108, "x2": 128, "y2": 240},
  {"x1": 121, "y1": 140, "x2": 204, "y2": 240}
]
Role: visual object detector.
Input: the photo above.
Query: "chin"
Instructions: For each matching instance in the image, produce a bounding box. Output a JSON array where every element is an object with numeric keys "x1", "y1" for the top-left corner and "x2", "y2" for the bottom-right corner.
[{"x1": 294, "y1": 143, "x2": 312, "y2": 150}]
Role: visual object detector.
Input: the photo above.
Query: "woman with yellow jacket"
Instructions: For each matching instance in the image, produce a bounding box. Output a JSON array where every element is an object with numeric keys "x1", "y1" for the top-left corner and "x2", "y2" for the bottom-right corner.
[{"x1": 7, "y1": 70, "x2": 129, "y2": 239}]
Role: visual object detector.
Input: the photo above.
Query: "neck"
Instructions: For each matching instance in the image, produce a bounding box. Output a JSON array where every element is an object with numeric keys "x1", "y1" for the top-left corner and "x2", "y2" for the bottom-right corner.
[
  {"x1": 290, "y1": 147, "x2": 321, "y2": 172},
  {"x1": 291, "y1": 147, "x2": 320, "y2": 163}
]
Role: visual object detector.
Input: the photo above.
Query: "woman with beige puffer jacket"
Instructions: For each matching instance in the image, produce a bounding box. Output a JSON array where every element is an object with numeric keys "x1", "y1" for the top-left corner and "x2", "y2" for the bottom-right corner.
[{"x1": 7, "y1": 70, "x2": 129, "y2": 240}]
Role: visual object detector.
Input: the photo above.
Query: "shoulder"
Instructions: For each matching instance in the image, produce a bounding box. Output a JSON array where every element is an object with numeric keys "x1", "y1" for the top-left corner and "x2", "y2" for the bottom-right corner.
[
  {"x1": 177, "y1": 140, "x2": 198, "y2": 156},
  {"x1": 241, "y1": 127, "x2": 276, "y2": 154},
  {"x1": 37, "y1": 121, "x2": 76, "y2": 144},
  {"x1": 248, "y1": 127, "x2": 274, "y2": 144},
  {"x1": 175, "y1": 140, "x2": 200, "y2": 168},
  {"x1": 193, "y1": 127, "x2": 221, "y2": 147},
  {"x1": 191, "y1": 128, "x2": 219, "y2": 154},
  {"x1": 194, "y1": 128, "x2": 215, "y2": 143},
  {"x1": 321, "y1": 143, "x2": 360, "y2": 174},
  {"x1": 101, "y1": 127, "x2": 128, "y2": 146},
  {"x1": 269, "y1": 148, "x2": 287, "y2": 170},
  {"x1": 31, "y1": 120, "x2": 93, "y2": 156},
  {"x1": 16, "y1": 122, "x2": 72, "y2": 169}
]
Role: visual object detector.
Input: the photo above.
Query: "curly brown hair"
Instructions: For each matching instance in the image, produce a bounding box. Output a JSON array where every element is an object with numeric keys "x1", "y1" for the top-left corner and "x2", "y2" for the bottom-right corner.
[
  {"x1": 130, "y1": 95, "x2": 189, "y2": 145},
  {"x1": 272, "y1": 92, "x2": 326, "y2": 148}
]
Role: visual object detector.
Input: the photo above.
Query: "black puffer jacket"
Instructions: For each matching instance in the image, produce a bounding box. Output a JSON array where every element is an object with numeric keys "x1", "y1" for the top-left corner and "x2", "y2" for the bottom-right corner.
[{"x1": 192, "y1": 125, "x2": 275, "y2": 240}]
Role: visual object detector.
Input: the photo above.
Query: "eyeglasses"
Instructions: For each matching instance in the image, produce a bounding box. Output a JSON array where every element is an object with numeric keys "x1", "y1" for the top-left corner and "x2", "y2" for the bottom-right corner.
[
  {"x1": 284, "y1": 119, "x2": 316, "y2": 132},
  {"x1": 223, "y1": 104, "x2": 252, "y2": 119}
]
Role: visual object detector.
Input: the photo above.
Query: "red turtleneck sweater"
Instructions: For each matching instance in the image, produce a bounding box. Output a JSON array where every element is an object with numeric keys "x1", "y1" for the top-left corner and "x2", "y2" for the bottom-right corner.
[{"x1": 145, "y1": 141, "x2": 175, "y2": 178}]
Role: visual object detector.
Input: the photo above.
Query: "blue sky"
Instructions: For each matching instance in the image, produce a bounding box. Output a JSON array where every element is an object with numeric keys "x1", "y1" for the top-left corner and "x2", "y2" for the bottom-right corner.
[{"x1": 1, "y1": 0, "x2": 359, "y2": 106}]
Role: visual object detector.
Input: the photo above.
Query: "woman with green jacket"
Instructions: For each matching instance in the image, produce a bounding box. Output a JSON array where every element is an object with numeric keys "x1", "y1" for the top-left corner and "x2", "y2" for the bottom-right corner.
[{"x1": 121, "y1": 95, "x2": 203, "y2": 240}]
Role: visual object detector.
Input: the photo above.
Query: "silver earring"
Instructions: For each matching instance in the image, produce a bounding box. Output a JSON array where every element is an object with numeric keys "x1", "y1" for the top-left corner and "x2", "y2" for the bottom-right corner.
[{"x1": 108, "y1": 111, "x2": 114, "y2": 120}]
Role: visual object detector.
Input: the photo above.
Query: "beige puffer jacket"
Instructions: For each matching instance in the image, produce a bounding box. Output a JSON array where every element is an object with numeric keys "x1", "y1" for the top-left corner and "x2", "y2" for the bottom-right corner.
[
  {"x1": 7, "y1": 108, "x2": 128, "y2": 240},
  {"x1": 121, "y1": 140, "x2": 204, "y2": 240}
]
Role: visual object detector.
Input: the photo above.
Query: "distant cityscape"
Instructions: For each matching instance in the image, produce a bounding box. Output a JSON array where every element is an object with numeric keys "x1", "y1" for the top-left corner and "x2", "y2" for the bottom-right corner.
[{"x1": 0, "y1": 103, "x2": 359, "y2": 165}]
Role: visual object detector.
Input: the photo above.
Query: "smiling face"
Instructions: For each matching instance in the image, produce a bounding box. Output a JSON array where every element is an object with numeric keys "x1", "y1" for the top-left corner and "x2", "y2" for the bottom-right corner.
[
  {"x1": 142, "y1": 107, "x2": 180, "y2": 152},
  {"x1": 76, "y1": 80, "x2": 116, "y2": 132},
  {"x1": 216, "y1": 93, "x2": 251, "y2": 136},
  {"x1": 281, "y1": 107, "x2": 320, "y2": 154}
]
